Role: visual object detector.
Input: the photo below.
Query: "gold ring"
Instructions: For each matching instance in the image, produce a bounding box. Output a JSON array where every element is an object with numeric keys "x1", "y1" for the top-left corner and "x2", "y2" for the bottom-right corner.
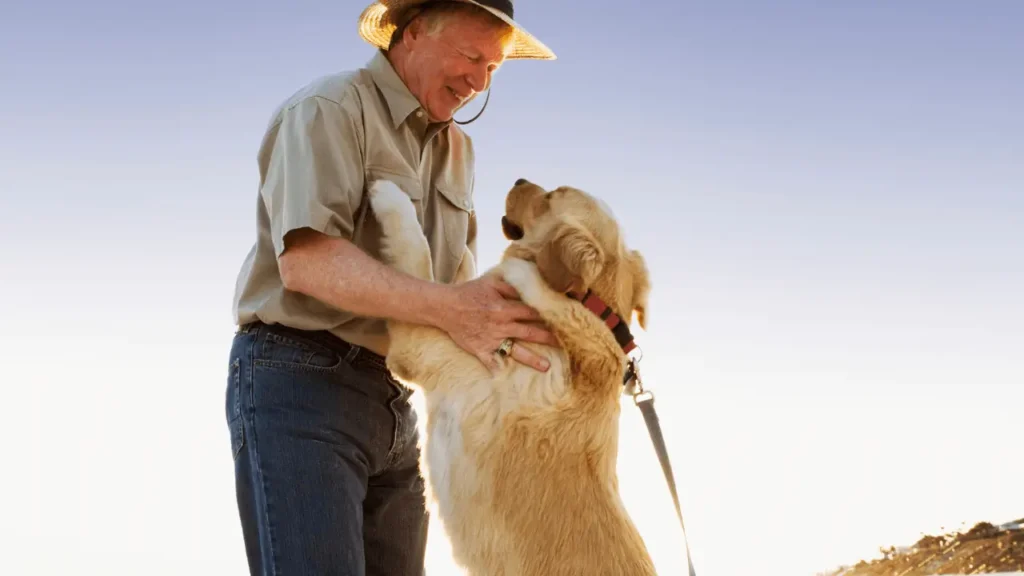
[{"x1": 497, "y1": 338, "x2": 515, "y2": 356}]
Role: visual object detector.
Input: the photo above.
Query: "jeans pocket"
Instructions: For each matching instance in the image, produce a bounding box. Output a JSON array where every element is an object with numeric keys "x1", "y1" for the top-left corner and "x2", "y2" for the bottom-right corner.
[
  {"x1": 226, "y1": 357, "x2": 245, "y2": 460},
  {"x1": 253, "y1": 330, "x2": 342, "y2": 372}
]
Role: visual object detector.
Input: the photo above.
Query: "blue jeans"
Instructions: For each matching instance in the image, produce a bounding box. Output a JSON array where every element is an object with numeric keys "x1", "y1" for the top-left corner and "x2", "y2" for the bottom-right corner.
[{"x1": 225, "y1": 321, "x2": 428, "y2": 576}]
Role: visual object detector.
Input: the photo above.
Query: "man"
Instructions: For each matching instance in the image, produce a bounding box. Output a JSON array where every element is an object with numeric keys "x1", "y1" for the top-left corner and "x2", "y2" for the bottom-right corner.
[{"x1": 224, "y1": 1, "x2": 557, "y2": 575}]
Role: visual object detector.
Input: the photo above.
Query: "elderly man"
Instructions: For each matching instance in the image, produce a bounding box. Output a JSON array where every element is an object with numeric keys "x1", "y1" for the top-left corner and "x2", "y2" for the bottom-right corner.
[{"x1": 225, "y1": 1, "x2": 556, "y2": 575}]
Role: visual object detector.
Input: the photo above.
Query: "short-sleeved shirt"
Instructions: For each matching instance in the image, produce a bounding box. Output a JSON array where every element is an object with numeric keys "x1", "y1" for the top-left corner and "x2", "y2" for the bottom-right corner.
[{"x1": 231, "y1": 50, "x2": 478, "y2": 357}]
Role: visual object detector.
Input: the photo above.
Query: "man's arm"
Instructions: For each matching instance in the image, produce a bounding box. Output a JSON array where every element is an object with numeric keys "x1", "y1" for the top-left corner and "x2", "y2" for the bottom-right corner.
[{"x1": 278, "y1": 228, "x2": 450, "y2": 328}]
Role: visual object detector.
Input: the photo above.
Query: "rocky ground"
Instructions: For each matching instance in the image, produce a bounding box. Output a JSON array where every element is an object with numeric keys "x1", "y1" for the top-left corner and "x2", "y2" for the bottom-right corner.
[{"x1": 822, "y1": 518, "x2": 1024, "y2": 576}]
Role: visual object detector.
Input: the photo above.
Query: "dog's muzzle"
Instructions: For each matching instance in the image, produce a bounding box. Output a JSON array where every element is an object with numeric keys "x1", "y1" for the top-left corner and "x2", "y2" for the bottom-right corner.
[{"x1": 501, "y1": 216, "x2": 524, "y2": 240}]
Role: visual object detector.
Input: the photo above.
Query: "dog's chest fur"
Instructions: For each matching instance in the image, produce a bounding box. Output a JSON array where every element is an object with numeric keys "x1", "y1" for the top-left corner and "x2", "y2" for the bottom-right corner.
[{"x1": 418, "y1": 350, "x2": 570, "y2": 569}]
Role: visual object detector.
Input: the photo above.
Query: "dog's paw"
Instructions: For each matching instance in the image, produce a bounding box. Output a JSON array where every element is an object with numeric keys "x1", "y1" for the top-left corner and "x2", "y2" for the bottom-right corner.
[
  {"x1": 367, "y1": 179, "x2": 433, "y2": 279},
  {"x1": 368, "y1": 179, "x2": 405, "y2": 207},
  {"x1": 500, "y1": 258, "x2": 547, "y2": 304},
  {"x1": 368, "y1": 179, "x2": 418, "y2": 226}
]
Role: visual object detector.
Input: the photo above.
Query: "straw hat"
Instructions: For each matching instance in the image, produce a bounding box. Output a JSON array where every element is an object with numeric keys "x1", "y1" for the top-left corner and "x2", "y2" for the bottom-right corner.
[{"x1": 357, "y1": 0, "x2": 556, "y2": 61}]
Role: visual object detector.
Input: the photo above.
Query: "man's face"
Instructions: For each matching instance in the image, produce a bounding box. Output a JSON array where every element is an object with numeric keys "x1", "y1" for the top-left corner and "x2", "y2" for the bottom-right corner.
[{"x1": 401, "y1": 12, "x2": 510, "y2": 122}]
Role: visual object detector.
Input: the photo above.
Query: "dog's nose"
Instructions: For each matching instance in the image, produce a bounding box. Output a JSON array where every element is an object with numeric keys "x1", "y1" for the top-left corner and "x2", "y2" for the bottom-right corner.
[{"x1": 515, "y1": 178, "x2": 529, "y2": 186}]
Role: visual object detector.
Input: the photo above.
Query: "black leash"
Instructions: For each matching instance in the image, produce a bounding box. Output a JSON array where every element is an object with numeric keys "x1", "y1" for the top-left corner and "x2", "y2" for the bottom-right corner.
[{"x1": 624, "y1": 358, "x2": 698, "y2": 576}]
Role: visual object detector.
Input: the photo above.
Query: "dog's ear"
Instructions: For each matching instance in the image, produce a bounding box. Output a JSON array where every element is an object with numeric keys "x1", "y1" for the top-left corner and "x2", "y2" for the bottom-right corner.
[
  {"x1": 535, "y1": 217, "x2": 604, "y2": 293},
  {"x1": 626, "y1": 249, "x2": 650, "y2": 330}
]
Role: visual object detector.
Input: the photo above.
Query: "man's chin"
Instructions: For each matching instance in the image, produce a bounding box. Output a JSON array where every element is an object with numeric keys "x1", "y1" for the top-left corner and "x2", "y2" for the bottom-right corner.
[
  {"x1": 441, "y1": 97, "x2": 476, "y2": 122},
  {"x1": 426, "y1": 107, "x2": 455, "y2": 123}
]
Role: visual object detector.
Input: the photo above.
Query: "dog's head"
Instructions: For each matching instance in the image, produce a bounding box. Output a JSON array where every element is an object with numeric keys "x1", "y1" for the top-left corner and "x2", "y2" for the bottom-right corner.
[{"x1": 500, "y1": 178, "x2": 650, "y2": 330}]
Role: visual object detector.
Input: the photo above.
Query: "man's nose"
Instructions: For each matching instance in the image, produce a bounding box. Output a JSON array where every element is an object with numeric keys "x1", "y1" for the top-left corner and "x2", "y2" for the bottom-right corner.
[{"x1": 466, "y1": 66, "x2": 489, "y2": 93}]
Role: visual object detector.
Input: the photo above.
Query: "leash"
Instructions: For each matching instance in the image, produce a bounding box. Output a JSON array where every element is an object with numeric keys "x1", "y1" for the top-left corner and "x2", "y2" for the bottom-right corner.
[
  {"x1": 624, "y1": 356, "x2": 698, "y2": 576},
  {"x1": 560, "y1": 288, "x2": 697, "y2": 574}
]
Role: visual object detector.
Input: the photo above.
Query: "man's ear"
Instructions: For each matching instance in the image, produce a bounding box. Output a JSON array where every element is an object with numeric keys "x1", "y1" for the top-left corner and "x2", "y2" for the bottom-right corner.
[
  {"x1": 535, "y1": 217, "x2": 604, "y2": 293},
  {"x1": 399, "y1": 8, "x2": 428, "y2": 45},
  {"x1": 627, "y1": 249, "x2": 650, "y2": 329}
]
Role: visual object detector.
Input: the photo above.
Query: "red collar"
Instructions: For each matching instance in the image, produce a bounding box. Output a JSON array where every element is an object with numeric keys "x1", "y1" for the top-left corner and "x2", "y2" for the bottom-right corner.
[{"x1": 566, "y1": 289, "x2": 637, "y2": 354}]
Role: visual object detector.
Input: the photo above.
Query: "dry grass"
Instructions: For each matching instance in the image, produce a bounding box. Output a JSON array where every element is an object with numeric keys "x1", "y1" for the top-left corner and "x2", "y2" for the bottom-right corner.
[{"x1": 821, "y1": 519, "x2": 1024, "y2": 576}]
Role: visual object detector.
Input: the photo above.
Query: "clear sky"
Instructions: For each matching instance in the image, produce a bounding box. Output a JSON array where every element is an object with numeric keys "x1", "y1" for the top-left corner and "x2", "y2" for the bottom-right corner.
[{"x1": 2, "y1": 1, "x2": 1021, "y2": 575}]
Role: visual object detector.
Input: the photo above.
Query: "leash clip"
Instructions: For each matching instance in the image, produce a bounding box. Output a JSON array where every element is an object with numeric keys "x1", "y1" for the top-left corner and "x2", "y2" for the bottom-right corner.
[{"x1": 626, "y1": 356, "x2": 654, "y2": 405}]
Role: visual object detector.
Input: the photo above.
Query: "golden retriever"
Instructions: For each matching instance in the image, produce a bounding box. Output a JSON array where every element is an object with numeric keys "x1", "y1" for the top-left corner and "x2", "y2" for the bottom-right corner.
[{"x1": 367, "y1": 177, "x2": 656, "y2": 575}]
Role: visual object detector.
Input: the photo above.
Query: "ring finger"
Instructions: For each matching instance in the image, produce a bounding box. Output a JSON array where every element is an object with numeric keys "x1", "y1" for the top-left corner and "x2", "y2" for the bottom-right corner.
[{"x1": 506, "y1": 340, "x2": 551, "y2": 372}]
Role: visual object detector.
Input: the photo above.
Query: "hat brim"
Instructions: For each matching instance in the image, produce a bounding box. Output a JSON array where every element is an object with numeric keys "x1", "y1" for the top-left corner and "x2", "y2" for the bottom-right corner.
[{"x1": 358, "y1": 0, "x2": 556, "y2": 61}]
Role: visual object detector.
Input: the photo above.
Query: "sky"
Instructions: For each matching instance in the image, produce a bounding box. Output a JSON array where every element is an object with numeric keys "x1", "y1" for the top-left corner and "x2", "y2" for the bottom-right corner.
[{"x1": 1, "y1": 0, "x2": 1021, "y2": 575}]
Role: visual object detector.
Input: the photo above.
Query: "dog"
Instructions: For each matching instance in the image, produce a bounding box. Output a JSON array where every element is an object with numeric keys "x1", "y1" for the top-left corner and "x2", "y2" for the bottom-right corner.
[{"x1": 367, "y1": 177, "x2": 656, "y2": 575}]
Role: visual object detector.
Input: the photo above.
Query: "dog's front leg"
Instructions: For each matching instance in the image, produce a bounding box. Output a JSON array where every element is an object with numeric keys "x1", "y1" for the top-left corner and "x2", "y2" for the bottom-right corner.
[
  {"x1": 499, "y1": 258, "x2": 625, "y2": 400},
  {"x1": 367, "y1": 180, "x2": 483, "y2": 389}
]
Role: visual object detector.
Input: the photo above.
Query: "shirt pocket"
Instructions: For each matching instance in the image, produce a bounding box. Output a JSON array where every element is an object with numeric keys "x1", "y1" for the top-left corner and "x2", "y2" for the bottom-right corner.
[{"x1": 435, "y1": 179, "x2": 474, "y2": 281}]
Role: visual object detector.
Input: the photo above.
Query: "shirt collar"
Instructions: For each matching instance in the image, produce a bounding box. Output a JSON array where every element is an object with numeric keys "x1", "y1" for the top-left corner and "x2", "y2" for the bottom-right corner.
[{"x1": 367, "y1": 49, "x2": 453, "y2": 134}]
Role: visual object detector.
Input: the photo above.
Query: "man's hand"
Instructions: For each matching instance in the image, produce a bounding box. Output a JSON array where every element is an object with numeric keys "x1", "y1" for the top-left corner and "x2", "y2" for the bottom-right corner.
[{"x1": 436, "y1": 274, "x2": 559, "y2": 373}]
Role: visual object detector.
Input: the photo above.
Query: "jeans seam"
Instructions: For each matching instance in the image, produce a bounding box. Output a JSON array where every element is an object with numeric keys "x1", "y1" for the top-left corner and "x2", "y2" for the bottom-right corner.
[
  {"x1": 230, "y1": 358, "x2": 244, "y2": 460},
  {"x1": 380, "y1": 377, "x2": 409, "y2": 473},
  {"x1": 247, "y1": 326, "x2": 281, "y2": 576}
]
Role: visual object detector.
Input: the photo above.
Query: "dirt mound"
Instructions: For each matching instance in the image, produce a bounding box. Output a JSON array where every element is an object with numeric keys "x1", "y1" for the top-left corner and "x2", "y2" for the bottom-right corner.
[{"x1": 821, "y1": 519, "x2": 1024, "y2": 576}]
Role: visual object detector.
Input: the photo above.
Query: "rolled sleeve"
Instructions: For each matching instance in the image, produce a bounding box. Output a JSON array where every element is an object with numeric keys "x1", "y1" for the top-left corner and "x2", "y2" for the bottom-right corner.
[{"x1": 260, "y1": 95, "x2": 365, "y2": 258}]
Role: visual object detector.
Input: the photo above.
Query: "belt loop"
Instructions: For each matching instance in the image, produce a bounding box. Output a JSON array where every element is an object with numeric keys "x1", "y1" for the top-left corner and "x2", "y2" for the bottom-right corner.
[
  {"x1": 237, "y1": 322, "x2": 258, "y2": 335},
  {"x1": 343, "y1": 343, "x2": 361, "y2": 363}
]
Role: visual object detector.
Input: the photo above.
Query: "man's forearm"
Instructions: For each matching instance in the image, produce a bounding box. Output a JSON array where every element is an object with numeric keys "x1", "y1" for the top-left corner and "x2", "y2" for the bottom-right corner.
[{"x1": 278, "y1": 229, "x2": 450, "y2": 328}]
